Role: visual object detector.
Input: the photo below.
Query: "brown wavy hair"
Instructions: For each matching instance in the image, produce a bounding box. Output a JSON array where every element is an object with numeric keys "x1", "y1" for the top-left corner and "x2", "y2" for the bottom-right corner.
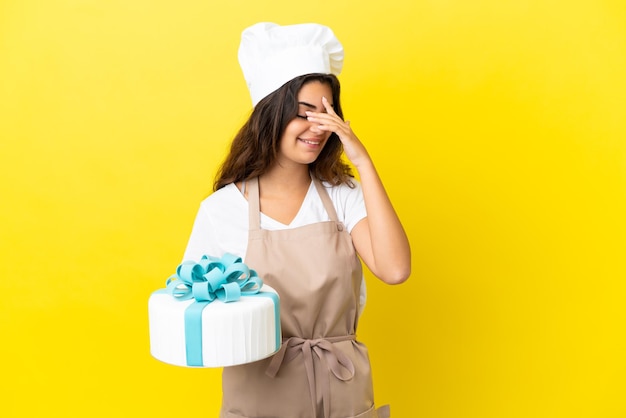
[{"x1": 213, "y1": 73, "x2": 354, "y2": 191}]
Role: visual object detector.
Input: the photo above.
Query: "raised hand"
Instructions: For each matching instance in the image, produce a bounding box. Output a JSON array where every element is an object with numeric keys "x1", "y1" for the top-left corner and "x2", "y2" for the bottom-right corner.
[{"x1": 306, "y1": 96, "x2": 371, "y2": 168}]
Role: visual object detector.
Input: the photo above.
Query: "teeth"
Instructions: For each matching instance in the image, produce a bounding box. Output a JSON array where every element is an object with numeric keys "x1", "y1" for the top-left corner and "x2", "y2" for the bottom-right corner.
[{"x1": 301, "y1": 139, "x2": 320, "y2": 145}]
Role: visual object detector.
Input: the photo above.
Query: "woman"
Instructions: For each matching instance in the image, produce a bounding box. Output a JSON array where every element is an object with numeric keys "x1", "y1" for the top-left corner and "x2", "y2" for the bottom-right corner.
[{"x1": 183, "y1": 22, "x2": 411, "y2": 418}]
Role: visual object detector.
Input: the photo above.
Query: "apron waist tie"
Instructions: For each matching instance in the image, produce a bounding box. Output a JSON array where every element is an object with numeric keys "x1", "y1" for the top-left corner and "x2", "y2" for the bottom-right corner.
[{"x1": 266, "y1": 335, "x2": 356, "y2": 418}]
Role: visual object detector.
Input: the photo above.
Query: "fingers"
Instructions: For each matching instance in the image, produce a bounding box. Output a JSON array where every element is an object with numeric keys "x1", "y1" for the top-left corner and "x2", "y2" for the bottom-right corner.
[
  {"x1": 305, "y1": 96, "x2": 340, "y2": 119},
  {"x1": 306, "y1": 113, "x2": 348, "y2": 136},
  {"x1": 321, "y1": 96, "x2": 336, "y2": 115},
  {"x1": 305, "y1": 98, "x2": 345, "y2": 128},
  {"x1": 303, "y1": 97, "x2": 359, "y2": 144}
]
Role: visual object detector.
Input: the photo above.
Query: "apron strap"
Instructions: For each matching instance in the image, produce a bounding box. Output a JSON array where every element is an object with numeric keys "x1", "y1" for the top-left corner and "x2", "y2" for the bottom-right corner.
[
  {"x1": 311, "y1": 177, "x2": 341, "y2": 223},
  {"x1": 247, "y1": 177, "x2": 261, "y2": 231}
]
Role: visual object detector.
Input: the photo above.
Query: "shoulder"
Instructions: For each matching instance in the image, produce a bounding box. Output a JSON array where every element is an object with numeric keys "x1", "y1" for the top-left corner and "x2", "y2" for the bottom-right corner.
[
  {"x1": 195, "y1": 183, "x2": 248, "y2": 226},
  {"x1": 318, "y1": 177, "x2": 366, "y2": 232},
  {"x1": 320, "y1": 177, "x2": 363, "y2": 204},
  {"x1": 183, "y1": 183, "x2": 249, "y2": 261},
  {"x1": 199, "y1": 183, "x2": 244, "y2": 211}
]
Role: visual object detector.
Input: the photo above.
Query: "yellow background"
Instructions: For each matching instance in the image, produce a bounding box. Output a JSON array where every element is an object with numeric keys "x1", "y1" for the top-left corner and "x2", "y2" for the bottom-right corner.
[{"x1": 1, "y1": 0, "x2": 625, "y2": 417}]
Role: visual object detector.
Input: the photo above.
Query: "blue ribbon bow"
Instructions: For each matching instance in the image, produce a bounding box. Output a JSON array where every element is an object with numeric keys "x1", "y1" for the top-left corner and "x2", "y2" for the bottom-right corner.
[{"x1": 165, "y1": 253, "x2": 263, "y2": 303}]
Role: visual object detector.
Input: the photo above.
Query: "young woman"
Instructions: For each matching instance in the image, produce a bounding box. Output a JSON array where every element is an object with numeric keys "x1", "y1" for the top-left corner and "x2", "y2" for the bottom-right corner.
[{"x1": 183, "y1": 23, "x2": 411, "y2": 418}]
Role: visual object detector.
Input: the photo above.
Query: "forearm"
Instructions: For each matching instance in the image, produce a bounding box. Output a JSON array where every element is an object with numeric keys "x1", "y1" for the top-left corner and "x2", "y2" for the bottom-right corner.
[{"x1": 355, "y1": 157, "x2": 411, "y2": 284}]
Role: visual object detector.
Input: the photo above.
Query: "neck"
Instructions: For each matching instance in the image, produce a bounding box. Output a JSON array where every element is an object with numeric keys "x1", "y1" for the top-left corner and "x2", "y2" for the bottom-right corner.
[{"x1": 259, "y1": 164, "x2": 311, "y2": 195}]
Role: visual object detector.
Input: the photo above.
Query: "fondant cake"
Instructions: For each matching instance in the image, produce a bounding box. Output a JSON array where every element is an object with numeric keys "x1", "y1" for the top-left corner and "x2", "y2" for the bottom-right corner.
[{"x1": 148, "y1": 254, "x2": 281, "y2": 368}]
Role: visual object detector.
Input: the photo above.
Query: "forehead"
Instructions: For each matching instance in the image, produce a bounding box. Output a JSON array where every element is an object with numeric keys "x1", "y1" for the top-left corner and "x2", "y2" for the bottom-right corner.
[{"x1": 297, "y1": 81, "x2": 333, "y2": 101}]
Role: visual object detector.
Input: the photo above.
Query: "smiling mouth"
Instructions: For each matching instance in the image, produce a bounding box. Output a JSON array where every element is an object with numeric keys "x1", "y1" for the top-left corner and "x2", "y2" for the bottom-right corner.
[{"x1": 299, "y1": 138, "x2": 321, "y2": 146}]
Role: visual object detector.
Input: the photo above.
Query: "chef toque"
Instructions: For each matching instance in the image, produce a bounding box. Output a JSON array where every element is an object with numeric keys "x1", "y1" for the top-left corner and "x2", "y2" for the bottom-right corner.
[{"x1": 238, "y1": 22, "x2": 344, "y2": 107}]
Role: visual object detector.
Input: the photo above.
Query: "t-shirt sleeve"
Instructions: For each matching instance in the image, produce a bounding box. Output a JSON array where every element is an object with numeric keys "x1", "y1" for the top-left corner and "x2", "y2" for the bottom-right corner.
[
  {"x1": 181, "y1": 186, "x2": 249, "y2": 262},
  {"x1": 341, "y1": 179, "x2": 367, "y2": 233},
  {"x1": 182, "y1": 203, "x2": 217, "y2": 262}
]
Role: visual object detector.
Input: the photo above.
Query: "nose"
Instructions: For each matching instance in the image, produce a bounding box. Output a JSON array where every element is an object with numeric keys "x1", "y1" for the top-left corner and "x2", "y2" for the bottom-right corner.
[{"x1": 308, "y1": 121, "x2": 324, "y2": 135}]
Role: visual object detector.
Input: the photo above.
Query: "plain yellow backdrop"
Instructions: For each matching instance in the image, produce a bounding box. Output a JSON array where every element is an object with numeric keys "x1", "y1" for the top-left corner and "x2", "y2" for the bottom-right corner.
[{"x1": 1, "y1": 0, "x2": 625, "y2": 417}]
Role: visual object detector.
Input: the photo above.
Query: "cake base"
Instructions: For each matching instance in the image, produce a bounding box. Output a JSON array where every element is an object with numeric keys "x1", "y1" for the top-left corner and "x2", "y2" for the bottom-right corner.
[{"x1": 148, "y1": 284, "x2": 280, "y2": 368}]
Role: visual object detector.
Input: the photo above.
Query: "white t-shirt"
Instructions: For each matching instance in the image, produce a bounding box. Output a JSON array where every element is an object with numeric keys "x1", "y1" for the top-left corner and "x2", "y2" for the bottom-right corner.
[{"x1": 183, "y1": 179, "x2": 368, "y2": 311}]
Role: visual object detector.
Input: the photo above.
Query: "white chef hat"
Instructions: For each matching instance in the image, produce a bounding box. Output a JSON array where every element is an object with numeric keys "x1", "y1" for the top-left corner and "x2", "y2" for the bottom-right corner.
[{"x1": 238, "y1": 22, "x2": 344, "y2": 107}]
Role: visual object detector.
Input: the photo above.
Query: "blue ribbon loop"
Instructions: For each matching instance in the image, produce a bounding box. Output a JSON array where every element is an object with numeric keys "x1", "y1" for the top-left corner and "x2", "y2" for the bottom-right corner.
[{"x1": 163, "y1": 253, "x2": 275, "y2": 367}]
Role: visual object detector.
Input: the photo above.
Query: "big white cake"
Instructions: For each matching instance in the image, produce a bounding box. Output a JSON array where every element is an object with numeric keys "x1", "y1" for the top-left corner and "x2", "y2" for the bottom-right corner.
[{"x1": 148, "y1": 254, "x2": 281, "y2": 368}]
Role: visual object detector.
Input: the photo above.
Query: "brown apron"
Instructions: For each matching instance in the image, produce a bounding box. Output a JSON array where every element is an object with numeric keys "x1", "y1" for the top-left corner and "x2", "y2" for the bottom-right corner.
[{"x1": 220, "y1": 177, "x2": 390, "y2": 418}]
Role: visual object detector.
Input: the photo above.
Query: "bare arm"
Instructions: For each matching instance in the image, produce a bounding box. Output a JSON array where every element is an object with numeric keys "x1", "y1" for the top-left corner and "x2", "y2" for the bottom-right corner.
[{"x1": 306, "y1": 97, "x2": 411, "y2": 284}]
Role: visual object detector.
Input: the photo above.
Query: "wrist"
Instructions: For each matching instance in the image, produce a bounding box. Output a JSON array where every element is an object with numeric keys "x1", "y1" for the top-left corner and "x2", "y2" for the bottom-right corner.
[{"x1": 352, "y1": 154, "x2": 374, "y2": 173}]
